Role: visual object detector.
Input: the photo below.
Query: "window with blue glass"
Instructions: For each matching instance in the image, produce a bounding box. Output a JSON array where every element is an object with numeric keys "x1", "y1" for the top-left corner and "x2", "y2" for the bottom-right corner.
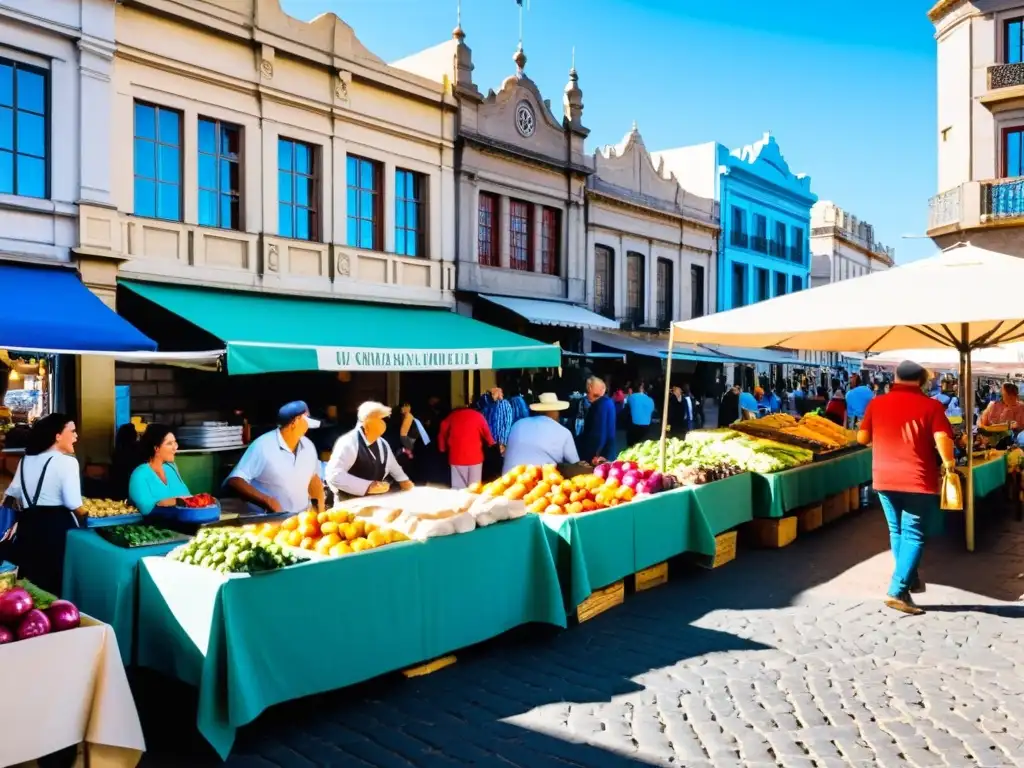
[
  {"x1": 346, "y1": 154, "x2": 381, "y2": 250},
  {"x1": 789, "y1": 226, "x2": 804, "y2": 263},
  {"x1": 792, "y1": 275, "x2": 803, "y2": 291},
  {"x1": 134, "y1": 103, "x2": 181, "y2": 220},
  {"x1": 1003, "y1": 127, "x2": 1024, "y2": 177},
  {"x1": 0, "y1": 59, "x2": 47, "y2": 198},
  {"x1": 395, "y1": 168, "x2": 425, "y2": 257},
  {"x1": 1005, "y1": 18, "x2": 1024, "y2": 64},
  {"x1": 198, "y1": 118, "x2": 241, "y2": 230},
  {"x1": 775, "y1": 272, "x2": 788, "y2": 297},
  {"x1": 279, "y1": 138, "x2": 319, "y2": 241},
  {"x1": 731, "y1": 262, "x2": 747, "y2": 308}
]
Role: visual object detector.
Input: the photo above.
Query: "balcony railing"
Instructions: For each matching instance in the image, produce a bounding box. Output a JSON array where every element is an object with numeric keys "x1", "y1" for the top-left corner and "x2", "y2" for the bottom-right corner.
[
  {"x1": 983, "y1": 177, "x2": 1024, "y2": 221},
  {"x1": 751, "y1": 235, "x2": 768, "y2": 253},
  {"x1": 928, "y1": 186, "x2": 963, "y2": 231},
  {"x1": 730, "y1": 231, "x2": 748, "y2": 248},
  {"x1": 768, "y1": 239, "x2": 784, "y2": 257},
  {"x1": 787, "y1": 245, "x2": 803, "y2": 262},
  {"x1": 989, "y1": 62, "x2": 1024, "y2": 90}
]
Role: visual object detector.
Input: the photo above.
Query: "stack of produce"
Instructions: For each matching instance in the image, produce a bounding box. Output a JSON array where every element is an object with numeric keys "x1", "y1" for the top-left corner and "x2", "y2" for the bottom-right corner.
[
  {"x1": 245, "y1": 509, "x2": 408, "y2": 557},
  {"x1": 170, "y1": 527, "x2": 304, "y2": 573},
  {"x1": 733, "y1": 413, "x2": 855, "y2": 452},
  {"x1": 179, "y1": 493, "x2": 217, "y2": 509},
  {"x1": 619, "y1": 438, "x2": 748, "y2": 486},
  {"x1": 471, "y1": 463, "x2": 656, "y2": 515},
  {"x1": 683, "y1": 429, "x2": 814, "y2": 472},
  {"x1": 98, "y1": 524, "x2": 183, "y2": 548},
  {"x1": 81, "y1": 498, "x2": 138, "y2": 519},
  {"x1": 0, "y1": 581, "x2": 80, "y2": 644}
]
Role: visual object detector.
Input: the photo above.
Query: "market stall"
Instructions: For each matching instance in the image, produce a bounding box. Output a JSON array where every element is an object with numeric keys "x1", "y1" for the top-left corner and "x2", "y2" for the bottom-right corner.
[{"x1": 663, "y1": 243, "x2": 1024, "y2": 551}]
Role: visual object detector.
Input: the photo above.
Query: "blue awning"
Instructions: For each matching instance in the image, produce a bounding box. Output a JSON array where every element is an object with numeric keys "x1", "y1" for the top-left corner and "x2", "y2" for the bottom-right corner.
[{"x1": 1, "y1": 263, "x2": 156, "y2": 354}]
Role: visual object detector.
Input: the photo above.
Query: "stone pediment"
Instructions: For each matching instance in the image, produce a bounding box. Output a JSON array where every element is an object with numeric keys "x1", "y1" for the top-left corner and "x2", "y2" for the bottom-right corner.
[
  {"x1": 728, "y1": 132, "x2": 813, "y2": 199},
  {"x1": 474, "y1": 72, "x2": 568, "y2": 159},
  {"x1": 594, "y1": 125, "x2": 681, "y2": 205},
  {"x1": 252, "y1": 0, "x2": 385, "y2": 66}
]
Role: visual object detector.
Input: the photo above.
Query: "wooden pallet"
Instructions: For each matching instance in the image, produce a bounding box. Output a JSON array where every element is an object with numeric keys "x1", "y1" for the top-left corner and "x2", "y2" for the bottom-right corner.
[
  {"x1": 822, "y1": 492, "x2": 847, "y2": 524},
  {"x1": 746, "y1": 516, "x2": 798, "y2": 548},
  {"x1": 576, "y1": 580, "x2": 625, "y2": 622},
  {"x1": 797, "y1": 504, "x2": 823, "y2": 533},
  {"x1": 634, "y1": 561, "x2": 669, "y2": 591},
  {"x1": 402, "y1": 654, "x2": 457, "y2": 678}
]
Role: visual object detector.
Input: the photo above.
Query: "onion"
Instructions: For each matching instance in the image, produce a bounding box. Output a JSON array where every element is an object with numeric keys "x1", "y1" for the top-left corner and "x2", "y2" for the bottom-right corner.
[
  {"x1": 46, "y1": 600, "x2": 81, "y2": 632},
  {"x1": 607, "y1": 468, "x2": 623, "y2": 482},
  {"x1": 622, "y1": 471, "x2": 640, "y2": 489},
  {"x1": 610, "y1": 460, "x2": 624, "y2": 471},
  {"x1": 0, "y1": 625, "x2": 13, "y2": 644},
  {"x1": 16, "y1": 608, "x2": 51, "y2": 640},
  {"x1": 0, "y1": 587, "x2": 34, "y2": 625},
  {"x1": 593, "y1": 463, "x2": 610, "y2": 480},
  {"x1": 635, "y1": 480, "x2": 650, "y2": 495},
  {"x1": 620, "y1": 461, "x2": 635, "y2": 473},
  {"x1": 648, "y1": 472, "x2": 664, "y2": 491}
]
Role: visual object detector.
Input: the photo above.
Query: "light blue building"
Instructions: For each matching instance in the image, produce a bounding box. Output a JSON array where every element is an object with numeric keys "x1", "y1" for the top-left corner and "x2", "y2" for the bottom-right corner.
[{"x1": 654, "y1": 133, "x2": 816, "y2": 313}]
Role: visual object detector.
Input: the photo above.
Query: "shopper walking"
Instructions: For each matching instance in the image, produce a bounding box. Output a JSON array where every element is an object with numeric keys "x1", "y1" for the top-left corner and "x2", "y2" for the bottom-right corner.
[
  {"x1": 438, "y1": 403, "x2": 495, "y2": 489},
  {"x1": 625, "y1": 382, "x2": 656, "y2": 446},
  {"x1": 857, "y1": 360, "x2": 955, "y2": 616},
  {"x1": 577, "y1": 376, "x2": 617, "y2": 463}
]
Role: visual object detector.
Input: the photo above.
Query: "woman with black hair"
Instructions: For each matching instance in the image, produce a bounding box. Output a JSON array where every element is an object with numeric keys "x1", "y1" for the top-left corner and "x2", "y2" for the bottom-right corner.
[
  {"x1": 3, "y1": 413, "x2": 84, "y2": 594},
  {"x1": 128, "y1": 424, "x2": 192, "y2": 515}
]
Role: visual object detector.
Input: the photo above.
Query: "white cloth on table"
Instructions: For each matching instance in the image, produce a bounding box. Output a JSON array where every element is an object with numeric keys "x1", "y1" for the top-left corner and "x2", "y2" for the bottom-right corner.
[
  {"x1": 7, "y1": 449, "x2": 83, "y2": 509},
  {"x1": 226, "y1": 429, "x2": 319, "y2": 514},
  {"x1": 501, "y1": 415, "x2": 579, "y2": 473}
]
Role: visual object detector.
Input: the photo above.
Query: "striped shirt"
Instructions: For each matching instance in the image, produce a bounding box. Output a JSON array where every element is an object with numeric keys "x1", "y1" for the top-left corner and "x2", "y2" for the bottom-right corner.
[{"x1": 486, "y1": 398, "x2": 515, "y2": 446}]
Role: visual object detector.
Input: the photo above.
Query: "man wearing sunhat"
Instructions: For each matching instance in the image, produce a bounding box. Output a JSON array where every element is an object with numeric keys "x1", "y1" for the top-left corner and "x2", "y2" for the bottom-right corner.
[
  {"x1": 227, "y1": 400, "x2": 325, "y2": 515},
  {"x1": 502, "y1": 393, "x2": 580, "y2": 472}
]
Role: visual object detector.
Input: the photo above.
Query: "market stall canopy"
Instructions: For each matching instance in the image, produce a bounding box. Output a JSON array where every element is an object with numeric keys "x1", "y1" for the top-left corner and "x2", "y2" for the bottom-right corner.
[
  {"x1": 121, "y1": 281, "x2": 561, "y2": 374},
  {"x1": 480, "y1": 295, "x2": 620, "y2": 330},
  {"x1": 863, "y1": 345, "x2": 1024, "y2": 375},
  {"x1": 1, "y1": 263, "x2": 156, "y2": 354},
  {"x1": 670, "y1": 244, "x2": 1024, "y2": 353},
  {"x1": 589, "y1": 330, "x2": 800, "y2": 365}
]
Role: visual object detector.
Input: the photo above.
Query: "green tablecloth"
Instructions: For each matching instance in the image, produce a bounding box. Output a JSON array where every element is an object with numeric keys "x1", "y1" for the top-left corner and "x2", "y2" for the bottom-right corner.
[
  {"x1": 967, "y1": 454, "x2": 1007, "y2": 499},
  {"x1": 136, "y1": 514, "x2": 565, "y2": 759},
  {"x1": 62, "y1": 529, "x2": 180, "y2": 664},
  {"x1": 751, "y1": 448, "x2": 873, "y2": 518}
]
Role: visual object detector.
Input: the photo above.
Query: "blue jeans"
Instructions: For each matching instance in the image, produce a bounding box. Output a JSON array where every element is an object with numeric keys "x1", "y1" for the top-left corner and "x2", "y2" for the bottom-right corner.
[{"x1": 877, "y1": 491, "x2": 936, "y2": 598}]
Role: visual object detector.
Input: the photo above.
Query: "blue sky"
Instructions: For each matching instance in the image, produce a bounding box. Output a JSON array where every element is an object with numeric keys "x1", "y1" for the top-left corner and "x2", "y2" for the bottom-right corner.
[{"x1": 281, "y1": 0, "x2": 938, "y2": 264}]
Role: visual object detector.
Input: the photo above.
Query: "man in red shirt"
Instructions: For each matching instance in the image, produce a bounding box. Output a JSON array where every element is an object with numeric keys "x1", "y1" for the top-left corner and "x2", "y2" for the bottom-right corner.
[
  {"x1": 858, "y1": 360, "x2": 955, "y2": 616},
  {"x1": 438, "y1": 403, "x2": 496, "y2": 489}
]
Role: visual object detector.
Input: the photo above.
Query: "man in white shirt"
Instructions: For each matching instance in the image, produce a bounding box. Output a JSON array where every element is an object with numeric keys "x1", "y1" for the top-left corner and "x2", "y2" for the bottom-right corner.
[
  {"x1": 227, "y1": 401, "x2": 325, "y2": 515},
  {"x1": 326, "y1": 401, "x2": 414, "y2": 499},
  {"x1": 502, "y1": 393, "x2": 580, "y2": 472}
]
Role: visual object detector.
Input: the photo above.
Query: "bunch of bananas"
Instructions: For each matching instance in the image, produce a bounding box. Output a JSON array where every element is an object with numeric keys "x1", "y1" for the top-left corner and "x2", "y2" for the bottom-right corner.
[{"x1": 758, "y1": 413, "x2": 797, "y2": 429}]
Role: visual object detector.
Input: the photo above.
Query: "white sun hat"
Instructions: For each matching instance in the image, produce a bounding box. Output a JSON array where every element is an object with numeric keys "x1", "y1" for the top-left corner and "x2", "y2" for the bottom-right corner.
[{"x1": 530, "y1": 392, "x2": 570, "y2": 412}]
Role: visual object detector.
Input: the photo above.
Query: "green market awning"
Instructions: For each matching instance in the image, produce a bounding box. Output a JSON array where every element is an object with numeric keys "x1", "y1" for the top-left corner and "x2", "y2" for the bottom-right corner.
[{"x1": 121, "y1": 281, "x2": 560, "y2": 375}]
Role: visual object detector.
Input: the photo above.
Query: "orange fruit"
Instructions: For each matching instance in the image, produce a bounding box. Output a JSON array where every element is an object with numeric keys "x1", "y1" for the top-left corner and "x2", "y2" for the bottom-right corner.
[
  {"x1": 551, "y1": 493, "x2": 568, "y2": 507},
  {"x1": 298, "y1": 510, "x2": 318, "y2": 527},
  {"x1": 286, "y1": 529, "x2": 303, "y2": 547},
  {"x1": 350, "y1": 538, "x2": 371, "y2": 553},
  {"x1": 367, "y1": 530, "x2": 387, "y2": 547},
  {"x1": 541, "y1": 464, "x2": 557, "y2": 474},
  {"x1": 504, "y1": 483, "x2": 527, "y2": 500},
  {"x1": 281, "y1": 516, "x2": 299, "y2": 531},
  {"x1": 351, "y1": 519, "x2": 366, "y2": 537},
  {"x1": 567, "y1": 501, "x2": 584, "y2": 514},
  {"x1": 320, "y1": 521, "x2": 339, "y2": 536},
  {"x1": 528, "y1": 499, "x2": 548, "y2": 514},
  {"x1": 340, "y1": 523, "x2": 359, "y2": 541},
  {"x1": 582, "y1": 499, "x2": 597, "y2": 511},
  {"x1": 511, "y1": 465, "x2": 527, "y2": 477},
  {"x1": 297, "y1": 521, "x2": 319, "y2": 539},
  {"x1": 544, "y1": 504, "x2": 563, "y2": 515},
  {"x1": 534, "y1": 481, "x2": 551, "y2": 495},
  {"x1": 545, "y1": 472, "x2": 562, "y2": 485},
  {"x1": 329, "y1": 541, "x2": 353, "y2": 557},
  {"x1": 616, "y1": 486, "x2": 635, "y2": 501},
  {"x1": 300, "y1": 536, "x2": 315, "y2": 549},
  {"x1": 317, "y1": 511, "x2": 331, "y2": 525},
  {"x1": 604, "y1": 478, "x2": 620, "y2": 490},
  {"x1": 467, "y1": 482, "x2": 483, "y2": 493}
]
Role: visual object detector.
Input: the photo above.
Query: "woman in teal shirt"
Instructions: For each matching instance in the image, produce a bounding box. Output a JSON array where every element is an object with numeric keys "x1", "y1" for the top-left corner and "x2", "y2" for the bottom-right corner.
[{"x1": 128, "y1": 424, "x2": 191, "y2": 515}]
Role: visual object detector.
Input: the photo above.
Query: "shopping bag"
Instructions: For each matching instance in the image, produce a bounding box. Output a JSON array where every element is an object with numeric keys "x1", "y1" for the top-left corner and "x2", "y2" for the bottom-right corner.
[{"x1": 940, "y1": 468, "x2": 964, "y2": 511}]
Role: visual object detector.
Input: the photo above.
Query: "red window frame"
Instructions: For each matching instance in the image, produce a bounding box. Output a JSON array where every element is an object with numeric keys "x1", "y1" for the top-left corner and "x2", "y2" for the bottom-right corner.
[
  {"x1": 509, "y1": 199, "x2": 532, "y2": 271},
  {"x1": 477, "y1": 192, "x2": 498, "y2": 266},
  {"x1": 540, "y1": 207, "x2": 560, "y2": 275}
]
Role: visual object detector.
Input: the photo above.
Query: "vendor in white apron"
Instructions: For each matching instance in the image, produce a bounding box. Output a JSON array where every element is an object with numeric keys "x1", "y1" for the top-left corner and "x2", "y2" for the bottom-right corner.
[{"x1": 325, "y1": 401, "x2": 414, "y2": 500}]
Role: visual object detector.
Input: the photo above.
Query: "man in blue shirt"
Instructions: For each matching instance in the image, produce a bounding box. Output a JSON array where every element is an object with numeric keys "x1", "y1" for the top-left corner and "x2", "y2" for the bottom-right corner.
[
  {"x1": 845, "y1": 373, "x2": 875, "y2": 427},
  {"x1": 484, "y1": 387, "x2": 514, "y2": 453},
  {"x1": 578, "y1": 376, "x2": 617, "y2": 463},
  {"x1": 625, "y1": 383, "x2": 656, "y2": 446},
  {"x1": 738, "y1": 389, "x2": 759, "y2": 417}
]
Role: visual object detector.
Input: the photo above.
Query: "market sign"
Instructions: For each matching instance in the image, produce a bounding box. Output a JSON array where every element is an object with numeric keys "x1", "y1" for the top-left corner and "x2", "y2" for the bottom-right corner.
[{"x1": 316, "y1": 347, "x2": 494, "y2": 371}]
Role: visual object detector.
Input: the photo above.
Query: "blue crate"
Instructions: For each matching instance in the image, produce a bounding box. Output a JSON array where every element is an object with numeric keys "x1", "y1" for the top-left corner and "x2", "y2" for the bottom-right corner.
[
  {"x1": 84, "y1": 513, "x2": 144, "y2": 528},
  {"x1": 152, "y1": 502, "x2": 222, "y2": 524}
]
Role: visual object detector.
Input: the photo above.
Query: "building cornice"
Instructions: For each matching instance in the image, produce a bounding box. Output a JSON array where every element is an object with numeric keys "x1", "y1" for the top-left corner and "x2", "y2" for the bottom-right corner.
[
  {"x1": 459, "y1": 132, "x2": 593, "y2": 177},
  {"x1": 586, "y1": 188, "x2": 719, "y2": 235},
  {"x1": 927, "y1": 0, "x2": 966, "y2": 23},
  {"x1": 811, "y1": 225, "x2": 894, "y2": 267}
]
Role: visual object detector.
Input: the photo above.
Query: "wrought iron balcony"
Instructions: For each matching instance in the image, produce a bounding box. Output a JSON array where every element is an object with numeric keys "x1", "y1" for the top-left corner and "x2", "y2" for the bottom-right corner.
[
  {"x1": 787, "y1": 244, "x2": 803, "y2": 262},
  {"x1": 751, "y1": 235, "x2": 768, "y2": 254},
  {"x1": 768, "y1": 239, "x2": 784, "y2": 257},
  {"x1": 729, "y1": 231, "x2": 748, "y2": 248},
  {"x1": 988, "y1": 62, "x2": 1024, "y2": 90},
  {"x1": 983, "y1": 177, "x2": 1024, "y2": 221},
  {"x1": 928, "y1": 186, "x2": 963, "y2": 231}
]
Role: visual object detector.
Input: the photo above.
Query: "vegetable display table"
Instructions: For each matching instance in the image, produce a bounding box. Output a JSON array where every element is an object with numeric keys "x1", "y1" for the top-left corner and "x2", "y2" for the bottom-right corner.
[
  {"x1": 62, "y1": 529, "x2": 180, "y2": 664},
  {"x1": 751, "y1": 448, "x2": 872, "y2": 519},
  {"x1": 542, "y1": 474, "x2": 755, "y2": 609},
  {"x1": 134, "y1": 514, "x2": 564, "y2": 759},
  {"x1": 0, "y1": 615, "x2": 146, "y2": 768},
  {"x1": 965, "y1": 453, "x2": 1008, "y2": 500}
]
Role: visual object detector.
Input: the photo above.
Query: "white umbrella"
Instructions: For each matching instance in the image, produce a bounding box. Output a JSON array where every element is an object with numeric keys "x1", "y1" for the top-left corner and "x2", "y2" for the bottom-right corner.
[
  {"x1": 864, "y1": 345, "x2": 1024, "y2": 376},
  {"x1": 662, "y1": 243, "x2": 1024, "y2": 551}
]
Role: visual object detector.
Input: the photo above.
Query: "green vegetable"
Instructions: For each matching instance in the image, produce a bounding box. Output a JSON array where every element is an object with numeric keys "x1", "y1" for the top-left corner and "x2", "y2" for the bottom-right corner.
[{"x1": 169, "y1": 527, "x2": 303, "y2": 574}]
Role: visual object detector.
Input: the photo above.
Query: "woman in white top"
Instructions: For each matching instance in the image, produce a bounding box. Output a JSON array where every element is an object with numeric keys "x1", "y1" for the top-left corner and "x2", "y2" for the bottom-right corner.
[{"x1": 3, "y1": 413, "x2": 84, "y2": 594}]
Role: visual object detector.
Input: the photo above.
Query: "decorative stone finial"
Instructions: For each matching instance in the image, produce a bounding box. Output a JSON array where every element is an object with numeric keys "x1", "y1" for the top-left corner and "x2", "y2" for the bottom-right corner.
[
  {"x1": 514, "y1": 43, "x2": 527, "y2": 76},
  {"x1": 452, "y1": 16, "x2": 480, "y2": 99},
  {"x1": 563, "y1": 55, "x2": 583, "y2": 128}
]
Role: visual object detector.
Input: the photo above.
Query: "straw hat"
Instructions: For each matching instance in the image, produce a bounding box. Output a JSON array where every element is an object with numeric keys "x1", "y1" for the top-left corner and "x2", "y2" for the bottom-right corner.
[{"x1": 530, "y1": 392, "x2": 570, "y2": 412}]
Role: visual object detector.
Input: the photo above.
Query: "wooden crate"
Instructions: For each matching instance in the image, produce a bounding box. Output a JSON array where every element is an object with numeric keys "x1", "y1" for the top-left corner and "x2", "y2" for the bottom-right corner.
[
  {"x1": 746, "y1": 516, "x2": 798, "y2": 548},
  {"x1": 823, "y1": 492, "x2": 847, "y2": 524},
  {"x1": 797, "y1": 504, "x2": 823, "y2": 533},
  {"x1": 403, "y1": 654, "x2": 457, "y2": 678},
  {"x1": 698, "y1": 530, "x2": 738, "y2": 569},
  {"x1": 576, "y1": 581, "x2": 625, "y2": 622},
  {"x1": 847, "y1": 486, "x2": 861, "y2": 512},
  {"x1": 634, "y1": 561, "x2": 668, "y2": 591}
]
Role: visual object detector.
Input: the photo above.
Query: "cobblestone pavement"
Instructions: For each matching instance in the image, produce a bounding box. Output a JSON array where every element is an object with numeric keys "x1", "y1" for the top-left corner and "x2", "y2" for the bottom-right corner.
[{"x1": 140, "y1": 507, "x2": 1024, "y2": 768}]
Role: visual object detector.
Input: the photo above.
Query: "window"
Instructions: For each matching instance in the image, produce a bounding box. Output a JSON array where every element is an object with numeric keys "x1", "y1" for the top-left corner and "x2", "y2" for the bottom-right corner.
[
  {"x1": 752, "y1": 214, "x2": 768, "y2": 253},
  {"x1": 197, "y1": 118, "x2": 241, "y2": 230},
  {"x1": 478, "y1": 192, "x2": 498, "y2": 266},
  {"x1": 626, "y1": 252, "x2": 645, "y2": 324},
  {"x1": 0, "y1": 60, "x2": 46, "y2": 198},
  {"x1": 1003, "y1": 127, "x2": 1024, "y2": 177},
  {"x1": 789, "y1": 227, "x2": 804, "y2": 263},
  {"x1": 656, "y1": 258, "x2": 673, "y2": 327},
  {"x1": 731, "y1": 263, "x2": 746, "y2": 308},
  {"x1": 1006, "y1": 18, "x2": 1024, "y2": 64},
  {"x1": 509, "y1": 199, "x2": 532, "y2": 271},
  {"x1": 540, "y1": 207, "x2": 560, "y2": 275},
  {"x1": 278, "y1": 139, "x2": 319, "y2": 241},
  {"x1": 755, "y1": 267, "x2": 769, "y2": 302},
  {"x1": 775, "y1": 272, "x2": 788, "y2": 297},
  {"x1": 395, "y1": 169, "x2": 425, "y2": 257},
  {"x1": 729, "y1": 206, "x2": 747, "y2": 247},
  {"x1": 595, "y1": 246, "x2": 614, "y2": 317},
  {"x1": 690, "y1": 264, "x2": 705, "y2": 319},
  {"x1": 345, "y1": 154, "x2": 380, "y2": 249},
  {"x1": 134, "y1": 103, "x2": 181, "y2": 220},
  {"x1": 773, "y1": 221, "x2": 786, "y2": 257},
  {"x1": 792, "y1": 275, "x2": 803, "y2": 291}
]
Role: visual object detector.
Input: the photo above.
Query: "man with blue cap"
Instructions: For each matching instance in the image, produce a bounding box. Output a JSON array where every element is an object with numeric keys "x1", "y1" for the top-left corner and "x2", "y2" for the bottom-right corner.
[{"x1": 227, "y1": 400, "x2": 325, "y2": 515}]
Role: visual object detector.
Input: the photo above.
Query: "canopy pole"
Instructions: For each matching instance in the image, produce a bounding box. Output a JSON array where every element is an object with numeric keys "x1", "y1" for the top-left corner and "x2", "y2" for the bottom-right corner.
[
  {"x1": 659, "y1": 325, "x2": 676, "y2": 473},
  {"x1": 962, "y1": 330, "x2": 975, "y2": 552}
]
